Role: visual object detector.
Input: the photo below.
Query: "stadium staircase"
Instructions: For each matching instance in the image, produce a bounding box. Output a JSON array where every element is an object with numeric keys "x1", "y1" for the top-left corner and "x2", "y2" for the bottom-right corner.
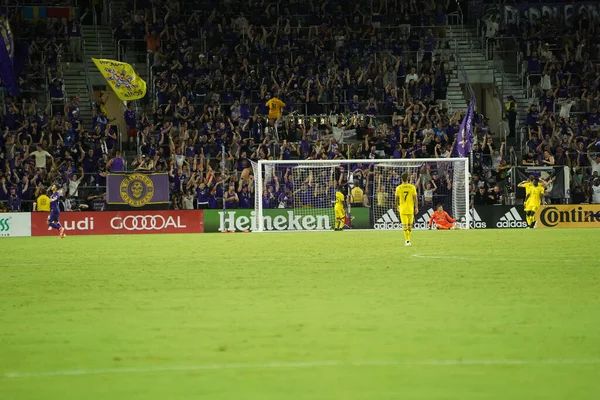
[
  {"x1": 62, "y1": 22, "x2": 115, "y2": 126},
  {"x1": 449, "y1": 25, "x2": 529, "y2": 146}
]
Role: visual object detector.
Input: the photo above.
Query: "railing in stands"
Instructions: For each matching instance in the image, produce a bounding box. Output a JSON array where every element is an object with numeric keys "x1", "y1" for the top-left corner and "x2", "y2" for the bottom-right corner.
[
  {"x1": 79, "y1": 24, "x2": 95, "y2": 118},
  {"x1": 92, "y1": 2, "x2": 102, "y2": 58}
]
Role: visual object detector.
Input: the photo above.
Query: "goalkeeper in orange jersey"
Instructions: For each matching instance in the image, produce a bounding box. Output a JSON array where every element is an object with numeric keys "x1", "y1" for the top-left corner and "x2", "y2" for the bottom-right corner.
[{"x1": 428, "y1": 204, "x2": 459, "y2": 230}]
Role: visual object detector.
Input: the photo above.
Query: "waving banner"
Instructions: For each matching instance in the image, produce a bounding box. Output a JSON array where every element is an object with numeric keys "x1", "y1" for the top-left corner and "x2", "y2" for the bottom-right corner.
[
  {"x1": 453, "y1": 93, "x2": 476, "y2": 158},
  {"x1": 106, "y1": 173, "x2": 169, "y2": 208},
  {"x1": 92, "y1": 58, "x2": 147, "y2": 101}
]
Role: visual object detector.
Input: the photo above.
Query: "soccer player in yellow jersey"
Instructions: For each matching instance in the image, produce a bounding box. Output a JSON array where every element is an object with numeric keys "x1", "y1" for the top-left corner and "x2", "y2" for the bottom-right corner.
[
  {"x1": 518, "y1": 175, "x2": 534, "y2": 223},
  {"x1": 334, "y1": 188, "x2": 345, "y2": 231},
  {"x1": 395, "y1": 172, "x2": 418, "y2": 246},
  {"x1": 518, "y1": 176, "x2": 547, "y2": 228}
]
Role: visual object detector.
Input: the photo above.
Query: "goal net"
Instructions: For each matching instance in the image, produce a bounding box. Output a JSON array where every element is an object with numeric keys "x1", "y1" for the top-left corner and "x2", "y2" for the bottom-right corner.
[{"x1": 252, "y1": 158, "x2": 470, "y2": 232}]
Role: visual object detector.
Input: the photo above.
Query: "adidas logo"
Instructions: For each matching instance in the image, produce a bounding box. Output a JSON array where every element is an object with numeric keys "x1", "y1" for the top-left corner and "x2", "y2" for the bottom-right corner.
[
  {"x1": 457, "y1": 208, "x2": 487, "y2": 229},
  {"x1": 414, "y1": 208, "x2": 435, "y2": 229},
  {"x1": 496, "y1": 207, "x2": 527, "y2": 228},
  {"x1": 374, "y1": 209, "x2": 402, "y2": 230}
]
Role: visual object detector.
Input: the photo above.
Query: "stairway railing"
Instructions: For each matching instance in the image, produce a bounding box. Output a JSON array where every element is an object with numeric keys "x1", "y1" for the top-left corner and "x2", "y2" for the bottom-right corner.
[
  {"x1": 455, "y1": 52, "x2": 474, "y2": 98},
  {"x1": 79, "y1": 24, "x2": 95, "y2": 121},
  {"x1": 92, "y1": 4, "x2": 103, "y2": 58}
]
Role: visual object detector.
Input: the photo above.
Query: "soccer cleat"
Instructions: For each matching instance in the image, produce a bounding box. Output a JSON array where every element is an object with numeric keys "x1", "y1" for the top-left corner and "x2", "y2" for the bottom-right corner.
[
  {"x1": 59, "y1": 227, "x2": 66, "y2": 238},
  {"x1": 405, "y1": 241, "x2": 411, "y2": 246}
]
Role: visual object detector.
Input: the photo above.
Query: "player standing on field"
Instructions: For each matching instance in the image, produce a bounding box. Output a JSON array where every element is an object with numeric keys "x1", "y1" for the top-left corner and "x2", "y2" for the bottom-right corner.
[
  {"x1": 395, "y1": 172, "x2": 418, "y2": 246},
  {"x1": 334, "y1": 187, "x2": 345, "y2": 231},
  {"x1": 48, "y1": 184, "x2": 66, "y2": 238},
  {"x1": 518, "y1": 175, "x2": 547, "y2": 228}
]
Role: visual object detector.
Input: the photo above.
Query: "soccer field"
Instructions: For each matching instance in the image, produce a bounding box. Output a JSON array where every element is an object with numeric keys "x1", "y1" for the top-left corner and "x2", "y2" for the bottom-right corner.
[{"x1": 1, "y1": 229, "x2": 599, "y2": 400}]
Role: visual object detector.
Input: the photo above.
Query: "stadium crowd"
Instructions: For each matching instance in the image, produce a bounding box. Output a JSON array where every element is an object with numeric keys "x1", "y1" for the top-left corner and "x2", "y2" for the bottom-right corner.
[
  {"x1": 483, "y1": 4, "x2": 600, "y2": 203},
  {"x1": 113, "y1": 0, "x2": 509, "y2": 210},
  {"x1": 2, "y1": 0, "x2": 599, "y2": 212}
]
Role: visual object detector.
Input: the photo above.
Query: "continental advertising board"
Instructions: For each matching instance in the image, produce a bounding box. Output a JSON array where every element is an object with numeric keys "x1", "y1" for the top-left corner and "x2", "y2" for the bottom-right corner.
[{"x1": 535, "y1": 205, "x2": 600, "y2": 229}]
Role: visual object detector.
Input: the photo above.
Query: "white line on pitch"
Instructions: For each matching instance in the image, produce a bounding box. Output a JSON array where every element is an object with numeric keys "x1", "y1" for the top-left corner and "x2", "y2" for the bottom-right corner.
[
  {"x1": 411, "y1": 254, "x2": 577, "y2": 263},
  {"x1": 0, "y1": 264, "x2": 41, "y2": 267},
  {"x1": 5, "y1": 359, "x2": 600, "y2": 378}
]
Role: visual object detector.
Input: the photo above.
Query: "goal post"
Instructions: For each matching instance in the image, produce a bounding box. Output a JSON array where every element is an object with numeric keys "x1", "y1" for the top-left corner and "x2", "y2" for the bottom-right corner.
[{"x1": 253, "y1": 158, "x2": 470, "y2": 232}]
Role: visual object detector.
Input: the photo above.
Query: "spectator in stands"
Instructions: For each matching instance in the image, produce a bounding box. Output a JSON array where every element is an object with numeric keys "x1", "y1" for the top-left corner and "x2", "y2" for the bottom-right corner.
[{"x1": 35, "y1": 187, "x2": 51, "y2": 212}]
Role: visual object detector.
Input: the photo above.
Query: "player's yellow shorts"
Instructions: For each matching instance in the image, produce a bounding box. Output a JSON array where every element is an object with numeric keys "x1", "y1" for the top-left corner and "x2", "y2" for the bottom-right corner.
[
  {"x1": 524, "y1": 204, "x2": 540, "y2": 213},
  {"x1": 335, "y1": 206, "x2": 345, "y2": 219},
  {"x1": 400, "y1": 213, "x2": 414, "y2": 227}
]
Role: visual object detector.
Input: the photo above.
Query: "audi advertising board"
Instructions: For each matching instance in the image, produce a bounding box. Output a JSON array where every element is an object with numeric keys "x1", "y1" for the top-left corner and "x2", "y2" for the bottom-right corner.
[{"x1": 30, "y1": 210, "x2": 204, "y2": 236}]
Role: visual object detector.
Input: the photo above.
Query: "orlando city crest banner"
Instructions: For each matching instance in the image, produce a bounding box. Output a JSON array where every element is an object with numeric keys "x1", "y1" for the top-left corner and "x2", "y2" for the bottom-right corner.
[
  {"x1": 0, "y1": 9, "x2": 19, "y2": 97},
  {"x1": 92, "y1": 58, "x2": 147, "y2": 101},
  {"x1": 106, "y1": 173, "x2": 169, "y2": 208}
]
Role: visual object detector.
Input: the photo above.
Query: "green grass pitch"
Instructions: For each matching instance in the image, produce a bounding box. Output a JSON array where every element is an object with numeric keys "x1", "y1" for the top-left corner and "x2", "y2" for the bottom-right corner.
[{"x1": 1, "y1": 229, "x2": 600, "y2": 400}]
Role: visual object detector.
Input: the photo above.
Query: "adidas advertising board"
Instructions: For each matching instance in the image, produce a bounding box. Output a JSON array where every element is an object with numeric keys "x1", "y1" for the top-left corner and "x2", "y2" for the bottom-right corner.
[
  {"x1": 374, "y1": 209, "x2": 403, "y2": 230},
  {"x1": 456, "y1": 208, "x2": 487, "y2": 229},
  {"x1": 374, "y1": 208, "x2": 436, "y2": 230},
  {"x1": 374, "y1": 206, "x2": 528, "y2": 230},
  {"x1": 472, "y1": 206, "x2": 528, "y2": 229},
  {"x1": 496, "y1": 207, "x2": 528, "y2": 228},
  {"x1": 414, "y1": 209, "x2": 434, "y2": 230}
]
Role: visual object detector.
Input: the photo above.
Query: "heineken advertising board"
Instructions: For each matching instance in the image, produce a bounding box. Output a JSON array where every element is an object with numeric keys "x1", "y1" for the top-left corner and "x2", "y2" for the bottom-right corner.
[{"x1": 204, "y1": 208, "x2": 371, "y2": 232}]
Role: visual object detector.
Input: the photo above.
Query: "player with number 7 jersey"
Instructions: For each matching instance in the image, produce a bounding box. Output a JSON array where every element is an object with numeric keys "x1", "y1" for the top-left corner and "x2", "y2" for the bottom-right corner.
[{"x1": 394, "y1": 172, "x2": 418, "y2": 246}]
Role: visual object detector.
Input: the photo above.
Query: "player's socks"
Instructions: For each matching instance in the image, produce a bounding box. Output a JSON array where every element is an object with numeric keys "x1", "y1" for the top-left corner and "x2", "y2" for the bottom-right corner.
[
  {"x1": 407, "y1": 228, "x2": 413, "y2": 242},
  {"x1": 49, "y1": 222, "x2": 60, "y2": 230},
  {"x1": 403, "y1": 229, "x2": 409, "y2": 242}
]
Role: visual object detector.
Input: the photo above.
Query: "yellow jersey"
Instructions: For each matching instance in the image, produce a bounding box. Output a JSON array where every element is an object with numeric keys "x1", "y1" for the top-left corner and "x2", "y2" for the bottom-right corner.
[
  {"x1": 395, "y1": 183, "x2": 417, "y2": 215},
  {"x1": 376, "y1": 191, "x2": 388, "y2": 206},
  {"x1": 37, "y1": 194, "x2": 51, "y2": 212},
  {"x1": 527, "y1": 185, "x2": 545, "y2": 207},
  {"x1": 266, "y1": 98, "x2": 285, "y2": 119},
  {"x1": 522, "y1": 182, "x2": 533, "y2": 206},
  {"x1": 335, "y1": 191, "x2": 345, "y2": 208},
  {"x1": 350, "y1": 186, "x2": 364, "y2": 203}
]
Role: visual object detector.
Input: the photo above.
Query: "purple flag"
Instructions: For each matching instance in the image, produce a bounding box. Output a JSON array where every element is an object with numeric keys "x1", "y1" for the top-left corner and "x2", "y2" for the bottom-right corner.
[
  {"x1": 454, "y1": 93, "x2": 476, "y2": 158},
  {"x1": 106, "y1": 173, "x2": 169, "y2": 207}
]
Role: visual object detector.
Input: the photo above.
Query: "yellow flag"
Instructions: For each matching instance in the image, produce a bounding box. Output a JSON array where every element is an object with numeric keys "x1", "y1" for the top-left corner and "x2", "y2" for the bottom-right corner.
[{"x1": 92, "y1": 58, "x2": 147, "y2": 101}]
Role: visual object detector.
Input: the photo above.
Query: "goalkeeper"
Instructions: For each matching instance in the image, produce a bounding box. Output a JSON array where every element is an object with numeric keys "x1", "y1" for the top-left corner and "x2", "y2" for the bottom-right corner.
[
  {"x1": 334, "y1": 187, "x2": 346, "y2": 231},
  {"x1": 428, "y1": 204, "x2": 458, "y2": 230}
]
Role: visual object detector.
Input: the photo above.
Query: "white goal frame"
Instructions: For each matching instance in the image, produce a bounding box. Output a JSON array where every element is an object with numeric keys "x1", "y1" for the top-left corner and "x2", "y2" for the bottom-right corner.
[{"x1": 255, "y1": 158, "x2": 470, "y2": 232}]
